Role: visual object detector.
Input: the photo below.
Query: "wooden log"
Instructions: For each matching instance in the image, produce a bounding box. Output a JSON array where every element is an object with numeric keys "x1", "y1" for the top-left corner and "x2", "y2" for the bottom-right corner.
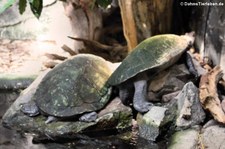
[{"x1": 199, "y1": 66, "x2": 225, "y2": 123}]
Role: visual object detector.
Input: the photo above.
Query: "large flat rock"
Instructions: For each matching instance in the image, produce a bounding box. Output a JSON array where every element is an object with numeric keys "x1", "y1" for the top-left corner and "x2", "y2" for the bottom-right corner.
[{"x1": 2, "y1": 70, "x2": 132, "y2": 140}]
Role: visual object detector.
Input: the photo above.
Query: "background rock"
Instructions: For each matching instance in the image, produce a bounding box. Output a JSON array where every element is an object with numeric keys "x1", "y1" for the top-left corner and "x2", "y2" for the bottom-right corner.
[
  {"x1": 148, "y1": 64, "x2": 191, "y2": 101},
  {"x1": 175, "y1": 82, "x2": 205, "y2": 129},
  {"x1": 201, "y1": 122, "x2": 225, "y2": 149},
  {"x1": 168, "y1": 127, "x2": 200, "y2": 149},
  {"x1": 162, "y1": 91, "x2": 180, "y2": 103}
]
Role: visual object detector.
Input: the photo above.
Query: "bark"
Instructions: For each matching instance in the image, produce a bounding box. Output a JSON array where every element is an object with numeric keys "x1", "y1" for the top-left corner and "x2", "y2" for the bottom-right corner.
[{"x1": 118, "y1": 0, "x2": 138, "y2": 52}]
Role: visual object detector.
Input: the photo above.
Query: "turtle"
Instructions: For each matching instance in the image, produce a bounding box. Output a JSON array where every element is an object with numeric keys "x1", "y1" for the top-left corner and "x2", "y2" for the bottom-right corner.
[
  {"x1": 107, "y1": 33, "x2": 195, "y2": 113},
  {"x1": 20, "y1": 54, "x2": 114, "y2": 123}
]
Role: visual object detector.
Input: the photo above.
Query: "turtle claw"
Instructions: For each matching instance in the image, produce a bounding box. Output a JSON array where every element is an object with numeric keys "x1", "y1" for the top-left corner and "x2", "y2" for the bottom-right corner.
[
  {"x1": 133, "y1": 101, "x2": 153, "y2": 113},
  {"x1": 45, "y1": 116, "x2": 58, "y2": 124},
  {"x1": 79, "y1": 112, "x2": 97, "y2": 122}
]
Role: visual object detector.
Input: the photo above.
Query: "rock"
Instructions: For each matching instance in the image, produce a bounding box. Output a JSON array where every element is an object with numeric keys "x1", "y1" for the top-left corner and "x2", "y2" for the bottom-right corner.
[
  {"x1": 201, "y1": 122, "x2": 225, "y2": 149},
  {"x1": 2, "y1": 70, "x2": 132, "y2": 141},
  {"x1": 136, "y1": 106, "x2": 176, "y2": 141},
  {"x1": 175, "y1": 82, "x2": 205, "y2": 129},
  {"x1": 147, "y1": 91, "x2": 160, "y2": 102},
  {"x1": 149, "y1": 71, "x2": 170, "y2": 92},
  {"x1": 0, "y1": 84, "x2": 50, "y2": 149},
  {"x1": 0, "y1": 91, "x2": 19, "y2": 117},
  {"x1": 0, "y1": 73, "x2": 37, "y2": 90},
  {"x1": 148, "y1": 64, "x2": 190, "y2": 101},
  {"x1": 162, "y1": 91, "x2": 180, "y2": 103},
  {"x1": 97, "y1": 97, "x2": 133, "y2": 130},
  {"x1": 134, "y1": 137, "x2": 159, "y2": 149},
  {"x1": 168, "y1": 127, "x2": 200, "y2": 149},
  {"x1": 202, "y1": 119, "x2": 218, "y2": 129}
]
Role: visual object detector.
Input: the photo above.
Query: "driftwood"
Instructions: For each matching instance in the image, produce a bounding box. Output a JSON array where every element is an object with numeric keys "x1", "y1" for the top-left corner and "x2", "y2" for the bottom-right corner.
[
  {"x1": 44, "y1": 36, "x2": 127, "y2": 68},
  {"x1": 44, "y1": 61, "x2": 59, "y2": 68},
  {"x1": 45, "y1": 53, "x2": 67, "y2": 61},
  {"x1": 62, "y1": 0, "x2": 126, "y2": 62},
  {"x1": 61, "y1": 44, "x2": 77, "y2": 56},
  {"x1": 68, "y1": 36, "x2": 127, "y2": 62},
  {"x1": 63, "y1": 0, "x2": 103, "y2": 50},
  {"x1": 199, "y1": 66, "x2": 225, "y2": 123}
]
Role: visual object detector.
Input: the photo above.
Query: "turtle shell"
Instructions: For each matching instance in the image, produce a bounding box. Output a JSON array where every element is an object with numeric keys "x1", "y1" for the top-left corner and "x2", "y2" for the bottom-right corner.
[
  {"x1": 108, "y1": 34, "x2": 194, "y2": 85},
  {"x1": 33, "y1": 54, "x2": 112, "y2": 118}
]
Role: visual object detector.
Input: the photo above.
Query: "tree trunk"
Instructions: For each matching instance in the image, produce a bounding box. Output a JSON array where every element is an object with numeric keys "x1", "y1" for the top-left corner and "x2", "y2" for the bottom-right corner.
[{"x1": 118, "y1": 0, "x2": 173, "y2": 52}]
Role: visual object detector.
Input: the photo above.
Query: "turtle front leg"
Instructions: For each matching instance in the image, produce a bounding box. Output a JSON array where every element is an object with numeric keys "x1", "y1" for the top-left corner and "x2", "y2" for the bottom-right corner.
[{"x1": 133, "y1": 78, "x2": 153, "y2": 113}]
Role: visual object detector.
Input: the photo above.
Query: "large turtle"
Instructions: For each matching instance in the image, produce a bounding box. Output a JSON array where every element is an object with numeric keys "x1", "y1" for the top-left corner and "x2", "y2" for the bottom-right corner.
[
  {"x1": 107, "y1": 33, "x2": 195, "y2": 113},
  {"x1": 20, "y1": 54, "x2": 114, "y2": 123}
]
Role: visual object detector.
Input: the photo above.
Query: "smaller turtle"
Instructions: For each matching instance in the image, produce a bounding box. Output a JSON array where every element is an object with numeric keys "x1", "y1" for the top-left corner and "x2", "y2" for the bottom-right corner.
[
  {"x1": 20, "y1": 54, "x2": 113, "y2": 123},
  {"x1": 107, "y1": 33, "x2": 195, "y2": 113}
]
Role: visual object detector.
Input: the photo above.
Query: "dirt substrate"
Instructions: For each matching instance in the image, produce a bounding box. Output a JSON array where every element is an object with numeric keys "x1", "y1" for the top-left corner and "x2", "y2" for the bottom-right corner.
[{"x1": 0, "y1": 39, "x2": 69, "y2": 74}]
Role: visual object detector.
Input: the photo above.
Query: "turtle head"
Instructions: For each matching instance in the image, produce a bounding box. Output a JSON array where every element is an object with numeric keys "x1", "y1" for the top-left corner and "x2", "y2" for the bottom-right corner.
[
  {"x1": 20, "y1": 102, "x2": 40, "y2": 117},
  {"x1": 182, "y1": 31, "x2": 195, "y2": 45}
]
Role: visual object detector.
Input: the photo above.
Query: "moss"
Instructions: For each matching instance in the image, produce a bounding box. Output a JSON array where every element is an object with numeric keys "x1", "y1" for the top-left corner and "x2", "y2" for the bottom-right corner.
[
  {"x1": 117, "y1": 131, "x2": 133, "y2": 141},
  {"x1": 116, "y1": 109, "x2": 133, "y2": 129}
]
